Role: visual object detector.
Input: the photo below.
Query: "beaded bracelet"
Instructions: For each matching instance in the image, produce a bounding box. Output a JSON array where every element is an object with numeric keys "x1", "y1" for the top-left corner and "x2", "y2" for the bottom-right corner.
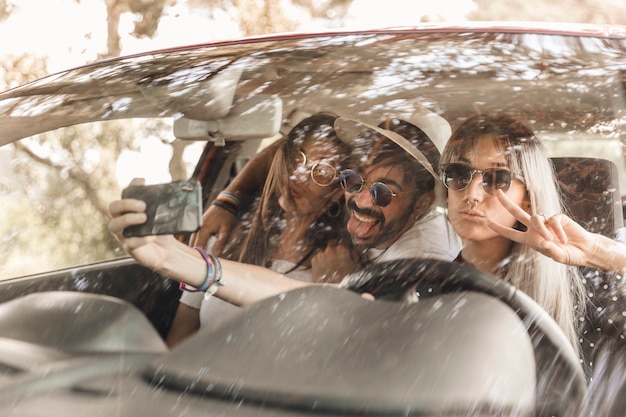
[
  {"x1": 194, "y1": 246, "x2": 215, "y2": 292},
  {"x1": 206, "y1": 252, "x2": 223, "y2": 296},
  {"x1": 179, "y1": 247, "x2": 223, "y2": 298},
  {"x1": 212, "y1": 191, "x2": 241, "y2": 216}
]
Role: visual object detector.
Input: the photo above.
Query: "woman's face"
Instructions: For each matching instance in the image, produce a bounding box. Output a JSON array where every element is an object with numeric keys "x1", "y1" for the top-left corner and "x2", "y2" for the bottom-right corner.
[
  {"x1": 279, "y1": 139, "x2": 343, "y2": 216},
  {"x1": 446, "y1": 136, "x2": 528, "y2": 243}
]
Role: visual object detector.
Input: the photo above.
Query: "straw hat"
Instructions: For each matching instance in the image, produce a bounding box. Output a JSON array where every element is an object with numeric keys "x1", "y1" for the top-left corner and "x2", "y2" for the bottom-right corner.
[{"x1": 334, "y1": 108, "x2": 451, "y2": 181}]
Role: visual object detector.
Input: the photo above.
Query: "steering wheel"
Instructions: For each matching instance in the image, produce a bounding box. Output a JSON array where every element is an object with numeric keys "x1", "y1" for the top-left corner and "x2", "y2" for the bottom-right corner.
[{"x1": 344, "y1": 258, "x2": 587, "y2": 417}]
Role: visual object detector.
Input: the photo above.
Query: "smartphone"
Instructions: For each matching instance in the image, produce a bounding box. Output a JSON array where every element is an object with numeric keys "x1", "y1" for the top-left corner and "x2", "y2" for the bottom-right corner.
[{"x1": 122, "y1": 179, "x2": 203, "y2": 237}]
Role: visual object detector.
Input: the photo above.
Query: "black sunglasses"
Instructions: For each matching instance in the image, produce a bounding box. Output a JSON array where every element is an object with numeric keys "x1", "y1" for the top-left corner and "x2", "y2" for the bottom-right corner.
[
  {"x1": 441, "y1": 163, "x2": 524, "y2": 195},
  {"x1": 339, "y1": 169, "x2": 402, "y2": 207}
]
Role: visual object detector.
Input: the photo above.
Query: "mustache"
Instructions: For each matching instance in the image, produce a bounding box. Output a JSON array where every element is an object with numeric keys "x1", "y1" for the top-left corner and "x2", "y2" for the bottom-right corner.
[{"x1": 347, "y1": 199, "x2": 384, "y2": 222}]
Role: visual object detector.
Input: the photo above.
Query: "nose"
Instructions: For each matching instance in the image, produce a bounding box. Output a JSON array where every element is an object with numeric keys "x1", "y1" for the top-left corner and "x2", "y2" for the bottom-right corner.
[
  {"x1": 464, "y1": 172, "x2": 485, "y2": 203},
  {"x1": 352, "y1": 184, "x2": 375, "y2": 208}
]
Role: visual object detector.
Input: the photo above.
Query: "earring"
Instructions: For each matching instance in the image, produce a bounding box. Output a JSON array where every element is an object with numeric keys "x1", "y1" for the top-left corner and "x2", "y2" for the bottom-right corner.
[{"x1": 325, "y1": 200, "x2": 342, "y2": 218}]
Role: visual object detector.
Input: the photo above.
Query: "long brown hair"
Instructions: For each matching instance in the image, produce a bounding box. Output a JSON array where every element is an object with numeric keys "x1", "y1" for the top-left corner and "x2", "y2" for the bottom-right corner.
[{"x1": 225, "y1": 112, "x2": 352, "y2": 271}]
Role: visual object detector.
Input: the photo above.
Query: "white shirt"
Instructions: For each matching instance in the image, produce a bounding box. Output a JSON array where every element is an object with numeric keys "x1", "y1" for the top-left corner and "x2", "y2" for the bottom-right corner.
[{"x1": 365, "y1": 206, "x2": 461, "y2": 263}]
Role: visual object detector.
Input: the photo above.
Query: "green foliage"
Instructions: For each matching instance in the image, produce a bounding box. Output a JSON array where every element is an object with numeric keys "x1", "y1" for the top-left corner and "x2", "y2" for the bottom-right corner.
[
  {"x1": 0, "y1": 188, "x2": 117, "y2": 279},
  {"x1": 0, "y1": 118, "x2": 183, "y2": 280}
]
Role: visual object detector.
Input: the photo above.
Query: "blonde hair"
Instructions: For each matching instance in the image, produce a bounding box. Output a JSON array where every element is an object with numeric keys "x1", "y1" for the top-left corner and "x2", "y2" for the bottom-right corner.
[{"x1": 440, "y1": 113, "x2": 586, "y2": 356}]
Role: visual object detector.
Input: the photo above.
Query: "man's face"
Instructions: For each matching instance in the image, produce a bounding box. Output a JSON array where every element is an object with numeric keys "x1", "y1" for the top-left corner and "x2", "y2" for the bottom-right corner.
[{"x1": 344, "y1": 160, "x2": 423, "y2": 250}]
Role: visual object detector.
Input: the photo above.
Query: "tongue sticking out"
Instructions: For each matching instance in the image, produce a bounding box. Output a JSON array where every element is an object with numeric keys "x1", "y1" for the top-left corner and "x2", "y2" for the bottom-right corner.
[{"x1": 347, "y1": 212, "x2": 379, "y2": 241}]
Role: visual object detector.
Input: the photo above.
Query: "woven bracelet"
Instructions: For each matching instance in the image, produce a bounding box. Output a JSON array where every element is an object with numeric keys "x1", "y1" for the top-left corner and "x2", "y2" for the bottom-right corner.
[
  {"x1": 195, "y1": 246, "x2": 216, "y2": 292},
  {"x1": 179, "y1": 247, "x2": 215, "y2": 293},
  {"x1": 212, "y1": 191, "x2": 240, "y2": 215}
]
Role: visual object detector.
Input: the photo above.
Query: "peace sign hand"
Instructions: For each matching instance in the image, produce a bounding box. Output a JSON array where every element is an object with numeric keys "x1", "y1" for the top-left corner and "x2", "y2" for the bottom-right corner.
[{"x1": 486, "y1": 189, "x2": 597, "y2": 267}]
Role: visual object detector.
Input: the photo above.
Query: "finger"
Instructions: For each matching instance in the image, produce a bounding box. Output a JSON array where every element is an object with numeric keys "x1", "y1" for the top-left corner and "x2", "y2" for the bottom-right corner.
[
  {"x1": 486, "y1": 218, "x2": 526, "y2": 244},
  {"x1": 530, "y1": 214, "x2": 554, "y2": 241},
  {"x1": 108, "y1": 199, "x2": 146, "y2": 217},
  {"x1": 108, "y1": 212, "x2": 147, "y2": 236},
  {"x1": 189, "y1": 232, "x2": 205, "y2": 248},
  {"x1": 129, "y1": 177, "x2": 146, "y2": 186},
  {"x1": 212, "y1": 233, "x2": 228, "y2": 256},
  {"x1": 189, "y1": 231, "x2": 199, "y2": 247},
  {"x1": 546, "y1": 215, "x2": 569, "y2": 244},
  {"x1": 536, "y1": 240, "x2": 561, "y2": 260},
  {"x1": 324, "y1": 239, "x2": 339, "y2": 248},
  {"x1": 190, "y1": 226, "x2": 210, "y2": 248},
  {"x1": 495, "y1": 189, "x2": 531, "y2": 225},
  {"x1": 107, "y1": 216, "x2": 126, "y2": 236}
]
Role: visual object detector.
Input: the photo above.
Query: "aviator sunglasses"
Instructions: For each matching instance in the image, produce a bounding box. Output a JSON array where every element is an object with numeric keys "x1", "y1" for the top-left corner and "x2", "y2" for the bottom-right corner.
[
  {"x1": 441, "y1": 163, "x2": 525, "y2": 195},
  {"x1": 339, "y1": 169, "x2": 403, "y2": 207},
  {"x1": 294, "y1": 150, "x2": 338, "y2": 187}
]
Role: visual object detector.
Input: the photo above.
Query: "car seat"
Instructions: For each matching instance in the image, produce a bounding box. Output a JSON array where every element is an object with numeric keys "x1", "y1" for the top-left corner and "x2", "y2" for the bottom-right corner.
[{"x1": 552, "y1": 156, "x2": 623, "y2": 239}]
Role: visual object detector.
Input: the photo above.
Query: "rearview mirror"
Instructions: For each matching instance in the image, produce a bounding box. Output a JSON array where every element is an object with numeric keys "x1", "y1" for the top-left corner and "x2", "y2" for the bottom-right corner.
[{"x1": 173, "y1": 94, "x2": 282, "y2": 144}]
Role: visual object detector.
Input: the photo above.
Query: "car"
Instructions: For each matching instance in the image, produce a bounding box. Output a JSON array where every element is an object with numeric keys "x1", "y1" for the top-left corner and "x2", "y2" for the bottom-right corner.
[{"x1": 0, "y1": 22, "x2": 625, "y2": 416}]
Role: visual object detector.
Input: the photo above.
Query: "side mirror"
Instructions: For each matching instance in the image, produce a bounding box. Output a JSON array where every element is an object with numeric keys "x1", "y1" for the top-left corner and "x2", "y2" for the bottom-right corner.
[{"x1": 173, "y1": 94, "x2": 282, "y2": 144}]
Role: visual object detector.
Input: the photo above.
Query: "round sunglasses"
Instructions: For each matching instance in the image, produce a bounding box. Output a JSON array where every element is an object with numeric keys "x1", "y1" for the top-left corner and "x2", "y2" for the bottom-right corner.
[
  {"x1": 339, "y1": 169, "x2": 403, "y2": 207},
  {"x1": 441, "y1": 163, "x2": 525, "y2": 195},
  {"x1": 294, "y1": 150, "x2": 338, "y2": 187}
]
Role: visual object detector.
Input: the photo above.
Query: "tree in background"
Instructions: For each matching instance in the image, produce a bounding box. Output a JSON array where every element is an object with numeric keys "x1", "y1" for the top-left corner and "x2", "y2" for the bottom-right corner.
[
  {"x1": 98, "y1": 0, "x2": 354, "y2": 58},
  {"x1": 102, "y1": 0, "x2": 174, "y2": 58},
  {"x1": 471, "y1": 0, "x2": 626, "y2": 24}
]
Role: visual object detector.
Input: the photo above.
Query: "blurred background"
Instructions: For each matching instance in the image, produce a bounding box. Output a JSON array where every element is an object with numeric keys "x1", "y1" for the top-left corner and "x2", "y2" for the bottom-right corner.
[{"x1": 1, "y1": 0, "x2": 626, "y2": 90}]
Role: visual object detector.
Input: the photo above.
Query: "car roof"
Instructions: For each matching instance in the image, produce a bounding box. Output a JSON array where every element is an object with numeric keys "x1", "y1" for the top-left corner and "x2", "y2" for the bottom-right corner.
[{"x1": 0, "y1": 23, "x2": 625, "y2": 148}]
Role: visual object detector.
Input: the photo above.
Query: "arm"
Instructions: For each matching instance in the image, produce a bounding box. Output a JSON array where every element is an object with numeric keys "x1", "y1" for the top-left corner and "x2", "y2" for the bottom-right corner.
[
  {"x1": 165, "y1": 303, "x2": 201, "y2": 348},
  {"x1": 190, "y1": 138, "x2": 284, "y2": 252},
  {"x1": 109, "y1": 185, "x2": 315, "y2": 307},
  {"x1": 157, "y1": 237, "x2": 311, "y2": 306},
  {"x1": 583, "y1": 233, "x2": 626, "y2": 274},
  {"x1": 488, "y1": 189, "x2": 626, "y2": 274}
]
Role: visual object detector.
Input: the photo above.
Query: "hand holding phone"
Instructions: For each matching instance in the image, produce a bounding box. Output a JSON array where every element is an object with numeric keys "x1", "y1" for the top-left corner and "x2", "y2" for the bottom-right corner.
[{"x1": 121, "y1": 179, "x2": 203, "y2": 237}]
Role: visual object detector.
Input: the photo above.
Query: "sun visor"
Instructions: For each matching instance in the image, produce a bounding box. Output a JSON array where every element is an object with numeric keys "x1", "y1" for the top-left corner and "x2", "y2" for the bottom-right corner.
[{"x1": 173, "y1": 94, "x2": 282, "y2": 144}]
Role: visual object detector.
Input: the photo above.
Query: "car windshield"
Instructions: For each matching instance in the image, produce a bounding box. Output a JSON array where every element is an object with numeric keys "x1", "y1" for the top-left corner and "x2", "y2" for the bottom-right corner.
[{"x1": 2, "y1": 29, "x2": 624, "y2": 279}]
